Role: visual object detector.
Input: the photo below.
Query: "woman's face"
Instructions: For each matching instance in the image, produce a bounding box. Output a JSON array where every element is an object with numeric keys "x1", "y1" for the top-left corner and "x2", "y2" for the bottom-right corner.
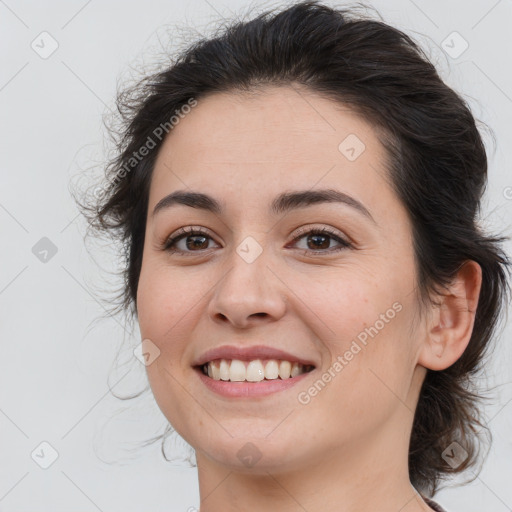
[{"x1": 137, "y1": 85, "x2": 428, "y2": 474}]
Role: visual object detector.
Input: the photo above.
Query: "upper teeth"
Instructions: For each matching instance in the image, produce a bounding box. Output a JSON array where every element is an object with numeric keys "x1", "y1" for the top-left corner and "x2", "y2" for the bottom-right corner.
[{"x1": 203, "y1": 359, "x2": 312, "y2": 382}]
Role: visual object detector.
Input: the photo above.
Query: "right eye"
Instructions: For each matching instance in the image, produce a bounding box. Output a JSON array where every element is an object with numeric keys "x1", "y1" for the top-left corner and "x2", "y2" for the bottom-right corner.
[{"x1": 163, "y1": 227, "x2": 220, "y2": 255}]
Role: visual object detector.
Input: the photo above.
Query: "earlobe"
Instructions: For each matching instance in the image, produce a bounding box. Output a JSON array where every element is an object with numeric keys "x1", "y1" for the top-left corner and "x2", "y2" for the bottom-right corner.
[{"x1": 418, "y1": 260, "x2": 482, "y2": 371}]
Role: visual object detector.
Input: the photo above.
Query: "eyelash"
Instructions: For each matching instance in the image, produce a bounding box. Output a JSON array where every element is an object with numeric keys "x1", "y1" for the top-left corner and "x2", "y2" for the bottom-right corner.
[{"x1": 162, "y1": 225, "x2": 353, "y2": 256}]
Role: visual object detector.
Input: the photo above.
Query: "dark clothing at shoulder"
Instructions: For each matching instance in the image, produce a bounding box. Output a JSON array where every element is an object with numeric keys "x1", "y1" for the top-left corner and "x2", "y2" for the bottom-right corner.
[{"x1": 423, "y1": 496, "x2": 448, "y2": 512}]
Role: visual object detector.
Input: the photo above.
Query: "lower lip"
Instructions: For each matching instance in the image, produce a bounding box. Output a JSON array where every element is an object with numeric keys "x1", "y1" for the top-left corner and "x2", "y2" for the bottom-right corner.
[{"x1": 194, "y1": 367, "x2": 314, "y2": 397}]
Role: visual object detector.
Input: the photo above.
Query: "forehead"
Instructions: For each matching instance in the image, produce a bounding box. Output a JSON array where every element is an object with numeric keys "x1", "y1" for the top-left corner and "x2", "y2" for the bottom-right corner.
[
  {"x1": 149, "y1": 85, "x2": 393, "y2": 216},
  {"x1": 156, "y1": 86, "x2": 384, "y2": 162}
]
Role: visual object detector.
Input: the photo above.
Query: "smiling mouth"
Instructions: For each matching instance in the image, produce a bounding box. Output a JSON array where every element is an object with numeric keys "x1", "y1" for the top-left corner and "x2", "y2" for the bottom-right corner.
[{"x1": 196, "y1": 358, "x2": 315, "y2": 382}]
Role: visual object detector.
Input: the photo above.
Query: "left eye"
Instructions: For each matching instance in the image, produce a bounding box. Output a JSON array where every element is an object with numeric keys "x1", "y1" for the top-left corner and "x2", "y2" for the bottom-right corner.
[
  {"x1": 163, "y1": 227, "x2": 352, "y2": 255},
  {"x1": 289, "y1": 228, "x2": 352, "y2": 254}
]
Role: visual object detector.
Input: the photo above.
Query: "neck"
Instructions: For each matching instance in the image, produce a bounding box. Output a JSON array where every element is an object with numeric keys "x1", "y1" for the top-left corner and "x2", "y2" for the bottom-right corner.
[{"x1": 194, "y1": 418, "x2": 434, "y2": 512}]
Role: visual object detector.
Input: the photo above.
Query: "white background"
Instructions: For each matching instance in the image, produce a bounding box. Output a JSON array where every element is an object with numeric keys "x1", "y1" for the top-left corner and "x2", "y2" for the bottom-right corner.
[{"x1": 1, "y1": 1, "x2": 511, "y2": 511}]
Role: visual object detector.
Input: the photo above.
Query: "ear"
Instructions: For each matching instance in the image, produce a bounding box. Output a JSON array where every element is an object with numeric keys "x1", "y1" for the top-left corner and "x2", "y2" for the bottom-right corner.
[{"x1": 418, "y1": 260, "x2": 482, "y2": 371}]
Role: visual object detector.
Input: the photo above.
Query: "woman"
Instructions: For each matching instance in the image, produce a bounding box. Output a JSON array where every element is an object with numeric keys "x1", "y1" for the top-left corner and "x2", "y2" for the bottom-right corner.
[{"x1": 79, "y1": 1, "x2": 511, "y2": 510}]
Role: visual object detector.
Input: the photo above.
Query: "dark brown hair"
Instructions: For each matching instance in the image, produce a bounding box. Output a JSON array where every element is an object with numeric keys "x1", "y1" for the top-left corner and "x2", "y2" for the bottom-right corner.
[{"x1": 76, "y1": 0, "x2": 511, "y2": 497}]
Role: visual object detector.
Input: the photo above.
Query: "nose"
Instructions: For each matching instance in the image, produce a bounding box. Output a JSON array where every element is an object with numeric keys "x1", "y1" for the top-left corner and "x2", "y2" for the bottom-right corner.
[{"x1": 207, "y1": 245, "x2": 287, "y2": 329}]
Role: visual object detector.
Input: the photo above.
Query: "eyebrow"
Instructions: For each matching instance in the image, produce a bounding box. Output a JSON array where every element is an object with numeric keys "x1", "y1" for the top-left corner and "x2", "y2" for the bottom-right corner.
[{"x1": 151, "y1": 188, "x2": 376, "y2": 224}]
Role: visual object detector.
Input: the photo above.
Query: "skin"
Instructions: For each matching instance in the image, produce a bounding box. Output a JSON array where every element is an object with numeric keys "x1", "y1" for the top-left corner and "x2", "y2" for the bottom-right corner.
[{"x1": 136, "y1": 85, "x2": 482, "y2": 512}]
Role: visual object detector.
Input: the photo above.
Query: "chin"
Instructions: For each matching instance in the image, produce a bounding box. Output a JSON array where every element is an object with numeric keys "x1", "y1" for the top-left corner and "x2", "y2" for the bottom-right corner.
[{"x1": 194, "y1": 433, "x2": 308, "y2": 474}]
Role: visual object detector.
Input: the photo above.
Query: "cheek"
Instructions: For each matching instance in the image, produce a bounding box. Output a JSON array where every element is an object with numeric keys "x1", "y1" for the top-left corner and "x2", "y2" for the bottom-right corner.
[
  {"x1": 136, "y1": 263, "x2": 202, "y2": 437},
  {"x1": 297, "y1": 314, "x2": 418, "y2": 441},
  {"x1": 301, "y1": 267, "x2": 418, "y2": 399},
  {"x1": 136, "y1": 260, "x2": 197, "y2": 365},
  {"x1": 301, "y1": 267, "x2": 399, "y2": 344},
  {"x1": 136, "y1": 258, "x2": 228, "y2": 388}
]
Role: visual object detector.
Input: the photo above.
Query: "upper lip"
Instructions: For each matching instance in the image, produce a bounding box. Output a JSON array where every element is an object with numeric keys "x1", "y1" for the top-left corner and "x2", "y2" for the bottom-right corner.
[{"x1": 192, "y1": 345, "x2": 318, "y2": 368}]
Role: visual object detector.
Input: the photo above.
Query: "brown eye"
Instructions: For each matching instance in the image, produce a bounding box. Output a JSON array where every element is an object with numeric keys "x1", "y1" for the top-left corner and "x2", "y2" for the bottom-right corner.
[
  {"x1": 163, "y1": 227, "x2": 219, "y2": 255},
  {"x1": 290, "y1": 227, "x2": 352, "y2": 255},
  {"x1": 306, "y1": 233, "x2": 330, "y2": 250},
  {"x1": 184, "y1": 234, "x2": 209, "y2": 250}
]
